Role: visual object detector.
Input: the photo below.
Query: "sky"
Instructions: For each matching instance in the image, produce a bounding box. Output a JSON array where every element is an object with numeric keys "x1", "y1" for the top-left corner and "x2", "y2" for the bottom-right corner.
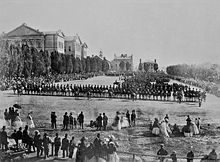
[{"x1": 0, "y1": 0, "x2": 220, "y2": 68}]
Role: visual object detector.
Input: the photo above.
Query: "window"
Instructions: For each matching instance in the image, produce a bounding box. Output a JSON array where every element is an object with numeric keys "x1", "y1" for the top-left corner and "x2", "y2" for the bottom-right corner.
[
  {"x1": 69, "y1": 46, "x2": 71, "y2": 51},
  {"x1": 37, "y1": 41, "x2": 41, "y2": 48},
  {"x1": 58, "y1": 42, "x2": 64, "y2": 49}
]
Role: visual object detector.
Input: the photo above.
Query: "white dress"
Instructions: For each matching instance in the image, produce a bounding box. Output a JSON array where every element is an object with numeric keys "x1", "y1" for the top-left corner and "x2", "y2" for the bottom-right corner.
[
  {"x1": 160, "y1": 122, "x2": 169, "y2": 137},
  {"x1": 120, "y1": 116, "x2": 129, "y2": 128},
  {"x1": 27, "y1": 114, "x2": 35, "y2": 128},
  {"x1": 14, "y1": 116, "x2": 23, "y2": 128},
  {"x1": 108, "y1": 152, "x2": 120, "y2": 162},
  {"x1": 112, "y1": 115, "x2": 121, "y2": 131}
]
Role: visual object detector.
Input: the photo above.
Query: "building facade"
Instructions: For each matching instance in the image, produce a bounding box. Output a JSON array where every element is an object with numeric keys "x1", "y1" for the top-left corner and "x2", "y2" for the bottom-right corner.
[
  {"x1": 44, "y1": 30, "x2": 65, "y2": 54},
  {"x1": 111, "y1": 54, "x2": 133, "y2": 72},
  {"x1": 3, "y1": 24, "x2": 88, "y2": 58},
  {"x1": 139, "y1": 59, "x2": 158, "y2": 72},
  {"x1": 64, "y1": 35, "x2": 88, "y2": 59},
  {"x1": 4, "y1": 23, "x2": 45, "y2": 51}
]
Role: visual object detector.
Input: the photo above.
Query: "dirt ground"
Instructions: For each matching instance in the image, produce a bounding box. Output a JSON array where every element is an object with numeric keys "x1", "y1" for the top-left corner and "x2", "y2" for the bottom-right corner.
[{"x1": 1, "y1": 76, "x2": 220, "y2": 162}]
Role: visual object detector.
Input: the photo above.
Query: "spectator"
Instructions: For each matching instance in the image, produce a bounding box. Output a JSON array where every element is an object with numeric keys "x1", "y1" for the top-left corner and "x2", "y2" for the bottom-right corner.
[
  {"x1": 131, "y1": 110, "x2": 136, "y2": 126},
  {"x1": 69, "y1": 113, "x2": 73, "y2": 129},
  {"x1": 69, "y1": 136, "x2": 76, "y2": 158},
  {"x1": 54, "y1": 133, "x2": 61, "y2": 157},
  {"x1": 96, "y1": 114, "x2": 103, "y2": 131},
  {"x1": 51, "y1": 112, "x2": 57, "y2": 129},
  {"x1": 61, "y1": 134, "x2": 69, "y2": 158},
  {"x1": 170, "y1": 151, "x2": 177, "y2": 162},
  {"x1": 103, "y1": 113, "x2": 108, "y2": 131},
  {"x1": 74, "y1": 118, "x2": 77, "y2": 129},
  {"x1": 126, "y1": 110, "x2": 131, "y2": 127},
  {"x1": 43, "y1": 133, "x2": 51, "y2": 159},
  {"x1": 187, "y1": 146, "x2": 194, "y2": 162},
  {"x1": 78, "y1": 112, "x2": 84, "y2": 129},
  {"x1": 157, "y1": 144, "x2": 168, "y2": 162}
]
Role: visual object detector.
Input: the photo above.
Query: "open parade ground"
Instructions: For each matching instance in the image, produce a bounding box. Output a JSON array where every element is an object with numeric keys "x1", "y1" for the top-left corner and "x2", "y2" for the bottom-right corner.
[{"x1": 1, "y1": 76, "x2": 220, "y2": 161}]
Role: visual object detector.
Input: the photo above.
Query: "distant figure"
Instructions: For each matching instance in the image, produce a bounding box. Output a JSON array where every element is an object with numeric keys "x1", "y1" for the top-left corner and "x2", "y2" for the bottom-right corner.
[
  {"x1": 170, "y1": 151, "x2": 177, "y2": 162},
  {"x1": 131, "y1": 110, "x2": 136, "y2": 126},
  {"x1": 51, "y1": 112, "x2": 57, "y2": 129},
  {"x1": 54, "y1": 133, "x2": 61, "y2": 157},
  {"x1": 63, "y1": 112, "x2": 69, "y2": 130},
  {"x1": 96, "y1": 114, "x2": 103, "y2": 131},
  {"x1": 157, "y1": 144, "x2": 168, "y2": 162},
  {"x1": 187, "y1": 147, "x2": 194, "y2": 162},
  {"x1": 186, "y1": 115, "x2": 191, "y2": 126},
  {"x1": 43, "y1": 133, "x2": 52, "y2": 159},
  {"x1": 61, "y1": 134, "x2": 69, "y2": 158},
  {"x1": 69, "y1": 113, "x2": 74, "y2": 129},
  {"x1": 208, "y1": 149, "x2": 217, "y2": 160},
  {"x1": 103, "y1": 113, "x2": 108, "y2": 131},
  {"x1": 74, "y1": 118, "x2": 77, "y2": 129},
  {"x1": 152, "y1": 118, "x2": 160, "y2": 136},
  {"x1": 0, "y1": 126, "x2": 8, "y2": 150},
  {"x1": 78, "y1": 112, "x2": 84, "y2": 129},
  {"x1": 69, "y1": 136, "x2": 76, "y2": 159},
  {"x1": 126, "y1": 110, "x2": 131, "y2": 127},
  {"x1": 27, "y1": 112, "x2": 35, "y2": 128}
]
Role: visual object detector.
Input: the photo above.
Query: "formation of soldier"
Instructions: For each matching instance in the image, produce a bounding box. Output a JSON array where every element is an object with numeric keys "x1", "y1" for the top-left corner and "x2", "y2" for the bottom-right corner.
[{"x1": 14, "y1": 81, "x2": 203, "y2": 103}]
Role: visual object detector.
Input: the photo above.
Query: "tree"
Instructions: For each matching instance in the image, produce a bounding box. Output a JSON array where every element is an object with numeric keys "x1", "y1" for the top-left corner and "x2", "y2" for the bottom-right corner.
[
  {"x1": 138, "y1": 59, "x2": 142, "y2": 71},
  {"x1": 22, "y1": 45, "x2": 33, "y2": 78},
  {"x1": 102, "y1": 57, "x2": 110, "y2": 72},
  {"x1": 66, "y1": 54, "x2": 73, "y2": 74},
  {"x1": 154, "y1": 63, "x2": 158, "y2": 72},
  {"x1": 85, "y1": 56, "x2": 91, "y2": 73}
]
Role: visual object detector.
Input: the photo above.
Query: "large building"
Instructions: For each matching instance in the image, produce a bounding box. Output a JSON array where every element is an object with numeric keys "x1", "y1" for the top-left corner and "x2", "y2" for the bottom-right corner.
[
  {"x1": 3, "y1": 23, "x2": 87, "y2": 58},
  {"x1": 64, "y1": 34, "x2": 88, "y2": 59},
  {"x1": 111, "y1": 54, "x2": 133, "y2": 72}
]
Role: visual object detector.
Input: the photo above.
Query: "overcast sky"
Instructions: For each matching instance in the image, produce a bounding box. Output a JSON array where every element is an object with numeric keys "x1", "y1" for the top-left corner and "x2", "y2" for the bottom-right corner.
[{"x1": 0, "y1": 0, "x2": 220, "y2": 67}]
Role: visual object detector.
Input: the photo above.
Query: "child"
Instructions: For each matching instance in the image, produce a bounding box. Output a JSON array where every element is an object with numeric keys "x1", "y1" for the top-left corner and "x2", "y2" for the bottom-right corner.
[{"x1": 74, "y1": 118, "x2": 77, "y2": 129}]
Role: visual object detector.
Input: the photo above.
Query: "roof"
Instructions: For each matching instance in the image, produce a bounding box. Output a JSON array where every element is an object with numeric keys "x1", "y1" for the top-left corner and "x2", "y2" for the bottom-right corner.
[
  {"x1": 6, "y1": 23, "x2": 44, "y2": 37},
  {"x1": 64, "y1": 34, "x2": 83, "y2": 44},
  {"x1": 43, "y1": 30, "x2": 65, "y2": 38}
]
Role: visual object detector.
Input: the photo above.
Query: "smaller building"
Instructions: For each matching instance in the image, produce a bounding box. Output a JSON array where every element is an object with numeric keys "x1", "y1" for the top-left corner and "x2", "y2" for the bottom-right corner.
[
  {"x1": 44, "y1": 30, "x2": 65, "y2": 54},
  {"x1": 64, "y1": 34, "x2": 88, "y2": 59},
  {"x1": 111, "y1": 54, "x2": 133, "y2": 72},
  {"x1": 139, "y1": 59, "x2": 158, "y2": 72}
]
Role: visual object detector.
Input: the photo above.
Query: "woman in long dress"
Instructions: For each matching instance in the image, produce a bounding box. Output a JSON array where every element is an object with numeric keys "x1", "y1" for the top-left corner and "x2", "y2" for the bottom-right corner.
[
  {"x1": 14, "y1": 114, "x2": 23, "y2": 128},
  {"x1": 27, "y1": 112, "x2": 35, "y2": 128},
  {"x1": 160, "y1": 120, "x2": 170, "y2": 138},
  {"x1": 112, "y1": 112, "x2": 121, "y2": 131},
  {"x1": 152, "y1": 118, "x2": 160, "y2": 136},
  {"x1": 190, "y1": 122, "x2": 199, "y2": 135}
]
